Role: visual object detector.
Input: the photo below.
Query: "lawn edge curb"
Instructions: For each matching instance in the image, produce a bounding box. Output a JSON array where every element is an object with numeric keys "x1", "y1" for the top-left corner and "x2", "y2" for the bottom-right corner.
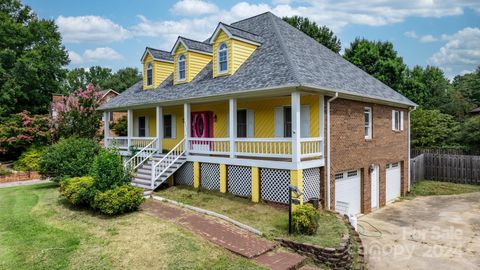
[{"x1": 151, "y1": 195, "x2": 263, "y2": 236}]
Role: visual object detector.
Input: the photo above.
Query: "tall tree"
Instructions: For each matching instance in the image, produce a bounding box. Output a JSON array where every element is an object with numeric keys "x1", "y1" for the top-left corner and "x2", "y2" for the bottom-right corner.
[
  {"x1": 452, "y1": 66, "x2": 480, "y2": 107},
  {"x1": 411, "y1": 109, "x2": 460, "y2": 148},
  {"x1": 102, "y1": 67, "x2": 142, "y2": 92},
  {"x1": 343, "y1": 38, "x2": 406, "y2": 91},
  {"x1": 0, "y1": 0, "x2": 69, "y2": 116},
  {"x1": 283, "y1": 16, "x2": 341, "y2": 53}
]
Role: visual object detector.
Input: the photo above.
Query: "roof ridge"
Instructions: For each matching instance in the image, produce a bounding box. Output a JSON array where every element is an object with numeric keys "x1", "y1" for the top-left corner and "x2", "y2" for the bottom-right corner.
[
  {"x1": 267, "y1": 12, "x2": 302, "y2": 85},
  {"x1": 220, "y1": 22, "x2": 262, "y2": 37},
  {"x1": 147, "y1": 47, "x2": 170, "y2": 53},
  {"x1": 179, "y1": 36, "x2": 211, "y2": 45},
  {"x1": 231, "y1": 11, "x2": 272, "y2": 25}
]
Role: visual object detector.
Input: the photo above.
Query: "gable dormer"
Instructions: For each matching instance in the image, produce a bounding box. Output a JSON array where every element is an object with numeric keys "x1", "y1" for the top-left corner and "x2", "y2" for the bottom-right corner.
[
  {"x1": 210, "y1": 23, "x2": 262, "y2": 78},
  {"x1": 171, "y1": 37, "x2": 212, "y2": 84},
  {"x1": 141, "y1": 47, "x2": 174, "y2": 90}
]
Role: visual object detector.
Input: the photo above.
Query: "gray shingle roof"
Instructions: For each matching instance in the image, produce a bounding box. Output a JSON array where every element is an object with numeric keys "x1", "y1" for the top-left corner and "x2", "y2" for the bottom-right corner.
[
  {"x1": 147, "y1": 47, "x2": 173, "y2": 62},
  {"x1": 100, "y1": 12, "x2": 415, "y2": 111},
  {"x1": 219, "y1": 23, "x2": 263, "y2": 44},
  {"x1": 177, "y1": 37, "x2": 212, "y2": 54}
]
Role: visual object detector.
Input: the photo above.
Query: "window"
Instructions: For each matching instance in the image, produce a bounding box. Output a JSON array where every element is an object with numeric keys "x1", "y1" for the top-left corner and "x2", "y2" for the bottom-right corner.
[
  {"x1": 335, "y1": 173, "x2": 344, "y2": 180},
  {"x1": 284, "y1": 107, "x2": 292, "y2": 137},
  {"x1": 218, "y1": 43, "x2": 228, "y2": 73},
  {"x1": 164, "y1": 115, "x2": 172, "y2": 138},
  {"x1": 392, "y1": 110, "x2": 403, "y2": 131},
  {"x1": 347, "y1": 170, "x2": 358, "y2": 177},
  {"x1": 109, "y1": 112, "x2": 114, "y2": 122},
  {"x1": 237, "y1": 109, "x2": 247, "y2": 138},
  {"x1": 178, "y1": 54, "x2": 186, "y2": 81},
  {"x1": 364, "y1": 107, "x2": 372, "y2": 139},
  {"x1": 138, "y1": 116, "x2": 146, "y2": 137},
  {"x1": 146, "y1": 62, "x2": 153, "y2": 86}
]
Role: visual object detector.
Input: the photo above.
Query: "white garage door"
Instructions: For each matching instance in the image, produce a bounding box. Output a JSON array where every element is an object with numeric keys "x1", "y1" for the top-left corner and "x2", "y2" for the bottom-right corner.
[
  {"x1": 386, "y1": 162, "x2": 401, "y2": 203},
  {"x1": 335, "y1": 170, "x2": 361, "y2": 216}
]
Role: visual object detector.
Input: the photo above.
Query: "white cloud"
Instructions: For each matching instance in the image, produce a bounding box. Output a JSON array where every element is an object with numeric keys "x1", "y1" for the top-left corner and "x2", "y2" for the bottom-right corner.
[
  {"x1": 404, "y1": 31, "x2": 418, "y2": 38},
  {"x1": 404, "y1": 31, "x2": 439, "y2": 43},
  {"x1": 67, "y1": 47, "x2": 124, "y2": 64},
  {"x1": 170, "y1": 0, "x2": 219, "y2": 16},
  {"x1": 68, "y1": 51, "x2": 83, "y2": 64},
  {"x1": 419, "y1": 34, "x2": 438, "y2": 43},
  {"x1": 83, "y1": 47, "x2": 124, "y2": 61},
  {"x1": 56, "y1": 15, "x2": 131, "y2": 43},
  {"x1": 428, "y1": 27, "x2": 480, "y2": 78}
]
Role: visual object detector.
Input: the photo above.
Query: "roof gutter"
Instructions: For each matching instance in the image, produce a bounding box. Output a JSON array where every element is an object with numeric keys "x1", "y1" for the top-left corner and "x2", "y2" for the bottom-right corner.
[
  {"x1": 326, "y1": 92, "x2": 339, "y2": 210},
  {"x1": 407, "y1": 105, "x2": 417, "y2": 192}
]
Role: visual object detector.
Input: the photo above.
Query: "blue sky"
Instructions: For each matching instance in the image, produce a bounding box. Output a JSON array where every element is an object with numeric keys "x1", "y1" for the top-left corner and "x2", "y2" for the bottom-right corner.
[{"x1": 24, "y1": 0, "x2": 480, "y2": 79}]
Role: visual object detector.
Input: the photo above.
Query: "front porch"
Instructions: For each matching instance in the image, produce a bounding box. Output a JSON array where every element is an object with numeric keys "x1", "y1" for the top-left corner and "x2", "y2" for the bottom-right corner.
[{"x1": 103, "y1": 91, "x2": 325, "y2": 170}]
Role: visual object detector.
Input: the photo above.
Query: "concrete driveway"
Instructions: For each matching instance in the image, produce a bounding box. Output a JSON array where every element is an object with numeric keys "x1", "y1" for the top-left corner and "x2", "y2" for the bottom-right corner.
[{"x1": 359, "y1": 192, "x2": 480, "y2": 270}]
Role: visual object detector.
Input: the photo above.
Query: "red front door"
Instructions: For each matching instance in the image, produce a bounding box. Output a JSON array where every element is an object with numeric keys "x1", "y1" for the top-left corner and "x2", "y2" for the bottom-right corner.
[{"x1": 190, "y1": 111, "x2": 214, "y2": 152}]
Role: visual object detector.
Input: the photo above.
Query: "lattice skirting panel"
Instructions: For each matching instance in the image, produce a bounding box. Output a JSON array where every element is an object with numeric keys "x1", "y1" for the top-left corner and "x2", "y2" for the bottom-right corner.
[
  {"x1": 174, "y1": 162, "x2": 194, "y2": 186},
  {"x1": 227, "y1": 165, "x2": 252, "y2": 197},
  {"x1": 200, "y1": 163, "x2": 220, "y2": 190},
  {"x1": 303, "y1": 167, "x2": 321, "y2": 202},
  {"x1": 260, "y1": 168, "x2": 290, "y2": 204}
]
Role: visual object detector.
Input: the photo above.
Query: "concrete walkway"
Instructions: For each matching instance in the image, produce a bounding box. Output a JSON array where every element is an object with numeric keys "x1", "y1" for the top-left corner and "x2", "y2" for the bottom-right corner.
[
  {"x1": 142, "y1": 199, "x2": 310, "y2": 270},
  {"x1": 359, "y1": 192, "x2": 480, "y2": 270},
  {"x1": 0, "y1": 179, "x2": 49, "y2": 188}
]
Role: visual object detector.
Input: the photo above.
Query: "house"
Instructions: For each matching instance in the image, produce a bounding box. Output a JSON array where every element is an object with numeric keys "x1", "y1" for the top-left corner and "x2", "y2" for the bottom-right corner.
[
  {"x1": 52, "y1": 89, "x2": 126, "y2": 136},
  {"x1": 99, "y1": 12, "x2": 416, "y2": 216}
]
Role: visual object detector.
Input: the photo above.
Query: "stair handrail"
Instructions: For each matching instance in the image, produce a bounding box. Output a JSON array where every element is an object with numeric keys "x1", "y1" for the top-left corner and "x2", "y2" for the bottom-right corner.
[
  {"x1": 124, "y1": 137, "x2": 158, "y2": 173},
  {"x1": 151, "y1": 138, "x2": 186, "y2": 189}
]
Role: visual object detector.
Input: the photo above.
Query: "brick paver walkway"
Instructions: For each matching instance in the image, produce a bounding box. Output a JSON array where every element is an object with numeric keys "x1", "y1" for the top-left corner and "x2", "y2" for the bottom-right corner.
[{"x1": 142, "y1": 199, "x2": 315, "y2": 269}]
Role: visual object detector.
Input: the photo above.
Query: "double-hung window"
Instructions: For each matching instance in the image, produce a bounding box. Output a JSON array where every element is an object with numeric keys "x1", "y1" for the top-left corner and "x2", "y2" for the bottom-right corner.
[
  {"x1": 146, "y1": 62, "x2": 153, "y2": 86},
  {"x1": 178, "y1": 54, "x2": 186, "y2": 81},
  {"x1": 392, "y1": 110, "x2": 404, "y2": 131},
  {"x1": 364, "y1": 107, "x2": 372, "y2": 139},
  {"x1": 283, "y1": 107, "x2": 292, "y2": 138},
  {"x1": 138, "y1": 116, "x2": 146, "y2": 137},
  {"x1": 164, "y1": 115, "x2": 172, "y2": 138},
  {"x1": 218, "y1": 43, "x2": 228, "y2": 73},
  {"x1": 237, "y1": 109, "x2": 247, "y2": 138}
]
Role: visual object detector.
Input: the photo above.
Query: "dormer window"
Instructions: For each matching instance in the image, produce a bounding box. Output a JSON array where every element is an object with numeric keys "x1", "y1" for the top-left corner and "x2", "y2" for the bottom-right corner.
[
  {"x1": 146, "y1": 62, "x2": 153, "y2": 86},
  {"x1": 218, "y1": 43, "x2": 228, "y2": 73},
  {"x1": 178, "y1": 54, "x2": 186, "y2": 81}
]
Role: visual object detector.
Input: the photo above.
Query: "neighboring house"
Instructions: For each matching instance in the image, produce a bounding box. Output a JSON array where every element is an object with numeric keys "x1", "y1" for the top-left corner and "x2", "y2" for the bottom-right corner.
[
  {"x1": 470, "y1": 107, "x2": 480, "y2": 115},
  {"x1": 52, "y1": 89, "x2": 126, "y2": 136},
  {"x1": 99, "y1": 12, "x2": 416, "y2": 216}
]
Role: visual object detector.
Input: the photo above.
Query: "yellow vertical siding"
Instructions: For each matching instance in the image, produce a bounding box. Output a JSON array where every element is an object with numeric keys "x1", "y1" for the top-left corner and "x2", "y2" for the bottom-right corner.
[
  {"x1": 231, "y1": 39, "x2": 257, "y2": 73},
  {"x1": 143, "y1": 54, "x2": 173, "y2": 90},
  {"x1": 173, "y1": 43, "x2": 211, "y2": 84},
  {"x1": 162, "y1": 105, "x2": 184, "y2": 150}
]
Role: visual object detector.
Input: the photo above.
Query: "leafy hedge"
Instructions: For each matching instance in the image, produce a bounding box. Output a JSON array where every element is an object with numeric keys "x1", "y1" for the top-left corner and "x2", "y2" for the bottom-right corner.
[
  {"x1": 39, "y1": 137, "x2": 100, "y2": 181},
  {"x1": 90, "y1": 148, "x2": 130, "y2": 192},
  {"x1": 292, "y1": 204, "x2": 320, "y2": 235},
  {"x1": 60, "y1": 176, "x2": 96, "y2": 206},
  {"x1": 13, "y1": 146, "x2": 45, "y2": 171},
  {"x1": 92, "y1": 185, "x2": 145, "y2": 215}
]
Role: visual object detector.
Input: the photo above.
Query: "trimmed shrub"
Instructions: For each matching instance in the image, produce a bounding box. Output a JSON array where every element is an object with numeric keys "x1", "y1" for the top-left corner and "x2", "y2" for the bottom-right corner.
[
  {"x1": 14, "y1": 146, "x2": 45, "y2": 171},
  {"x1": 92, "y1": 184, "x2": 145, "y2": 215},
  {"x1": 90, "y1": 148, "x2": 130, "y2": 192},
  {"x1": 292, "y1": 204, "x2": 320, "y2": 235},
  {"x1": 60, "y1": 176, "x2": 96, "y2": 206},
  {"x1": 39, "y1": 137, "x2": 100, "y2": 181}
]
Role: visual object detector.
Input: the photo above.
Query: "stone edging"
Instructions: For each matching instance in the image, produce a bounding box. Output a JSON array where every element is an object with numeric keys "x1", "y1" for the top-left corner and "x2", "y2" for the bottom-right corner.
[
  {"x1": 0, "y1": 171, "x2": 41, "y2": 183},
  {"x1": 151, "y1": 195, "x2": 263, "y2": 236}
]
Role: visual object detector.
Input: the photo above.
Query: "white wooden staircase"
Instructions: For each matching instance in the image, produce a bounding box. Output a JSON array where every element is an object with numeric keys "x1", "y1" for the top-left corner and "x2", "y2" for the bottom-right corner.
[{"x1": 124, "y1": 138, "x2": 186, "y2": 196}]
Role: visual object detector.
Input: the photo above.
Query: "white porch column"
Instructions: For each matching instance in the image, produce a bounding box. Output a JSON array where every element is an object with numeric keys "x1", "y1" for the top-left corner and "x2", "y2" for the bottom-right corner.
[
  {"x1": 103, "y1": 111, "x2": 110, "y2": 147},
  {"x1": 127, "y1": 109, "x2": 133, "y2": 149},
  {"x1": 291, "y1": 92, "x2": 301, "y2": 163},
  {"x1": 184, "y1": 103, "x2": 191, "y2": 155},
  {"x1": 156, "y1": 106, "x2": 163, "y2": 151},
  {"x1": 229, "y1": 98, "x2": 237, "y2": 158}
]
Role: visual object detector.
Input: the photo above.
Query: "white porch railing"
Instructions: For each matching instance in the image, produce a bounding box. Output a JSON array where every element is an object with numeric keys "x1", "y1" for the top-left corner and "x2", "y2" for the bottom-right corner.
[
  {"x1": 188, "y1": 138, "x2": 230, "y2": 155},
  {"x1": 235, "y1": 138, "x2": 292, "y2": 158},
  {"x1": 300, "y1": 137, "x2": 323, "y2": 159},
  {"x1": 123, "y1": 138, "x2": 158, "y2": 172},
  {"x1": 151, "y1": 138, "x2": 186, "y2": 188},
  {"x1": 106, "y1": 137, "x2": 157, "y2": 150}
]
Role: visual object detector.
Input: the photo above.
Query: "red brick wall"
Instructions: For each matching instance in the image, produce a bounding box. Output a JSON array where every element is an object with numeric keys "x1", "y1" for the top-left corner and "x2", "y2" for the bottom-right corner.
[{"x1": 325, "y1": 98, "x2": 409, "y2": 214}]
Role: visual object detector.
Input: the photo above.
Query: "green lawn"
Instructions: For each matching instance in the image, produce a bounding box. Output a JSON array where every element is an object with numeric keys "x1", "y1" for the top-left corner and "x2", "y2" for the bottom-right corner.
[
  {"x1": 0, "y1": 183, "x2": 264, "y2": 270},
  {"x1": 155, "y1": 186, "x2": 348, "y2": 248},
  {"x1": 407, "y1": 180, "x2": 480, "y2": 197}
]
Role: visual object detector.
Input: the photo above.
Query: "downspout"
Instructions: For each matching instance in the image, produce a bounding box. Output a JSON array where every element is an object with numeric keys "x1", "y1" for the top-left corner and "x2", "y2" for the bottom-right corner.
[
  {"x1": 326, "y1": 92, "x2": 339, "y2": 210},
  {"x1": 407, "y1": 105, "x2": 417, "y2": 192}
]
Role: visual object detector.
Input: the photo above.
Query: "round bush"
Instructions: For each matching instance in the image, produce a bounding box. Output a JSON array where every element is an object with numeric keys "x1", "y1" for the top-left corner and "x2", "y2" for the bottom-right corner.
[
  {"x1": 39, "y1": 137, "x2": 100, "y2": 181},
  {"x1": 90, "y1": 148, "x2": 130, "y2": 192},
  {"x1": 60, "y1": 176, "x2": 96, "y2": 206},
  {"x1": 92, "y1": 184, "x2": 145, "y2": 215},
  {"x1": 292, "y1": 204, "x2": 320, "y2": 235},
  {"x1": 14, "y1": 146, "x2": 45, "y2": 171}
]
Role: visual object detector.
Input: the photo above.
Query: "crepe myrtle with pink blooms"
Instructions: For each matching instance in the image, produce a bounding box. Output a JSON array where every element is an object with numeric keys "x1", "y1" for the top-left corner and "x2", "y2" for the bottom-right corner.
[{"x1": 53, "y1": 83, "x2": 103, "y2": 139}]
